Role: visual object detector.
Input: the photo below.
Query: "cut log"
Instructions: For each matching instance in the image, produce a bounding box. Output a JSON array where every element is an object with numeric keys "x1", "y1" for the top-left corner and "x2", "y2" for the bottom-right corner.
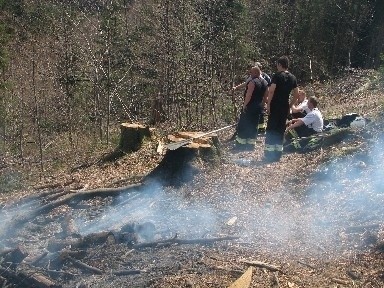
[{"x1": 119, "y1": 123, "x2": 150, "y2": 153}]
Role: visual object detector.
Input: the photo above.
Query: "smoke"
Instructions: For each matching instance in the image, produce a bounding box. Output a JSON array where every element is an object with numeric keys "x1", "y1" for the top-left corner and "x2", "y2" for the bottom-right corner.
[
  {"x1": 0, "y1": 199, "x2": 38, "y2": 248},
  {"x1": 72, "y1": 134, "x2": 384, "y2": 257},
  {"x1": 75, "y1": 181, "x2": 220, "y2": 238},
  {"x1": 1, "y1": 134, "x2": 383, "y2": 260}
]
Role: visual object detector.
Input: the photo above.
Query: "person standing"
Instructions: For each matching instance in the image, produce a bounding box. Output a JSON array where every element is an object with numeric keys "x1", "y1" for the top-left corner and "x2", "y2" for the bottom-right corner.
[
  {"x1": 255, "y1": 61, "x2": 271, "y2": 134},
  {"x1": 235, "y1": 66, "x2": 268, "y2": 150},
  {"x1": 264, "y1": 56, "x2": 299, "y2": 162}
]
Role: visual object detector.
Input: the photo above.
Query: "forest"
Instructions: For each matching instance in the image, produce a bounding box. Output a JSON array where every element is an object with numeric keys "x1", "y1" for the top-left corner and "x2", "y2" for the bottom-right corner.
[{"x1": 0, "y1": 0, "x2": 384, "y2": 179}]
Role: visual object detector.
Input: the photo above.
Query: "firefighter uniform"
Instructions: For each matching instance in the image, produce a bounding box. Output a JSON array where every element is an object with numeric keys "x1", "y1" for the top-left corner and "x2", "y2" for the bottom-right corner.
[
  {"x1": 236, "y1": 76, "x2": 268, "y2": 149},
  {"x1": 264, "y1": 71, "x2": 298, "y2": 162},
  {"x1": 257, "y1": 72, "x2": 271, "y2": 135}
]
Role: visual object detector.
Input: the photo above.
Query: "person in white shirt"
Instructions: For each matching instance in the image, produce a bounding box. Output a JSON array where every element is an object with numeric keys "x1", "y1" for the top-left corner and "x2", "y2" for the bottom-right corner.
[
  {"x1": 289, "y1": 89, "x2": 311, "y2": 119},
  {"x1": 285, "y1": 96, "x2": 323, "y2": 140}
]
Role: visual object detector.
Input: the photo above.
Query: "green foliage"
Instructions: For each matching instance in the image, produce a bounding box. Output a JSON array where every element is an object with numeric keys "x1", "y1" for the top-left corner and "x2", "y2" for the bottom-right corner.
[{"x1": 0, "y1": 0, "x2": 383, "y2": 171}]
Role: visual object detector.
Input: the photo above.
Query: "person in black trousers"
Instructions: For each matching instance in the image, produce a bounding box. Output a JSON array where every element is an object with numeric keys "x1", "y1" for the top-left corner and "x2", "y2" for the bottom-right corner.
[{"x1": 264, "y1": 56, "x2": 299, "y2": 162}]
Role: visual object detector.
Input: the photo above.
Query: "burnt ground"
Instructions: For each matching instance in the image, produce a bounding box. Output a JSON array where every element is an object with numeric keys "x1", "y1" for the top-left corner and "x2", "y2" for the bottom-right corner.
[{"x1": 1, "y1": 70, "x2": 384, "y2": 287}]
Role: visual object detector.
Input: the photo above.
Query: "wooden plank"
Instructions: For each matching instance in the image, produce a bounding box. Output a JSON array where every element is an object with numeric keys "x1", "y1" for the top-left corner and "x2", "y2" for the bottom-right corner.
[{"x1": 228, "y1": 266, "x2": 253, "y2": 288}]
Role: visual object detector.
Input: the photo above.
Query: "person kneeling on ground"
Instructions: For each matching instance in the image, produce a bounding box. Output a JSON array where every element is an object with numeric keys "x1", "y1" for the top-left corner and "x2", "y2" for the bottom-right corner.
[{"x1": 285, "y1": 96, "x2": 323, "y2": 150}]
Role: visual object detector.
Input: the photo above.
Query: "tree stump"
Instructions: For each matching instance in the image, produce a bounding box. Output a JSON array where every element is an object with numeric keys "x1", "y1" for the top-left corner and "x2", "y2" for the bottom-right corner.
[
  {"x1": 119, "y1": 123, "x2": 151, "y2": 153},
  {"x1": 100, "y1": 124, "x2": 150, "y2": 163},
  {"x1": 146, "y1": 132, "x2": 220, "y2": 186}
]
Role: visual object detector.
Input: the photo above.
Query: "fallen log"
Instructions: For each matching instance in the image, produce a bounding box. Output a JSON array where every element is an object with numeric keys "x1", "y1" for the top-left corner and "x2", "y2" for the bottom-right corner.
[
  {"x1": 47, "y1": 232, "x2": 113, "y2": 252},
  {"x1": 34, "y1": 179, "x2": 75, "y2": 191},
  {"x1": 59, "y1": 250, "x2": 87, "y2": 260},
  {"x1": 46, "y1": 269, "x2": 76, "y2": 279},
  {"x1": 212, "y1": 265, "x2": 244, "y2": 277},
  {"x1": 331, "y1": 278, "x2": 350, "y2": 285},
  {"x1": 47, "y1": 231, "x2": 137, "y2": 252},
  {"x1": 133, "y1": 235, "x2": 239, "y2": 249},
  {"x1": 25, "y1": 251, "x2": 49, "y2": 266},
  {"x1": 297, "y1": 260, "x2": 316, "y2": 270},
  {"x1": 0, "y1": 266, "x2": 61, "y2": 288},
  {"x1": 0, "y1": 248, "x2": 16, "y2": 257},
  {"x1": 66, "y1": 256, "x2": 103, "y2": 275},
  {"x1": 1, "y1": 183, "x2": 144, "y2": 239},
  {"x1": 240, "y1": 260, "x2": 282, "y2": 273},
  {"x1": 345, "y1": 223, "x2": 381, "y2": 233},
  {"x1": 112, "y1": 269, "x2": 146, "y2": 276},
  {"x1": 3, "y1": 246, "x2": 28, "y2": 265}
]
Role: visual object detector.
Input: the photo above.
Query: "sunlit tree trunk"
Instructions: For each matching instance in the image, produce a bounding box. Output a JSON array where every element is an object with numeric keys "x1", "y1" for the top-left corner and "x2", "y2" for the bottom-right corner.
[{"x1": 32, "y1": 41, "x2": 44, "y2": 178}]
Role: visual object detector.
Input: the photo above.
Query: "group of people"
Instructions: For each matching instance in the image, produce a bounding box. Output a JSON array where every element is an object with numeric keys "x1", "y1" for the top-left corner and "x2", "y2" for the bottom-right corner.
[{"x1": 232, "y1": 56, "x2": 324, "y2": 163}]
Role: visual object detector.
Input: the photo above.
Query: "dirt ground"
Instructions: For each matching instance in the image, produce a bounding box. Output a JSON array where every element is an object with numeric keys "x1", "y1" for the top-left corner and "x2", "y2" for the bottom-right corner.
[{"x1": 0, "y1": 70, "x2": 384, "y2": 287}]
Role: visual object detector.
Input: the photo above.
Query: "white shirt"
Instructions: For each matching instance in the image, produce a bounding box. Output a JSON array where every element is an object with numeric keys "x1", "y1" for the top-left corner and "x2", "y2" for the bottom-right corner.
[{"x1": 300, "y1": 108, "x2": 323, "y2": 132}]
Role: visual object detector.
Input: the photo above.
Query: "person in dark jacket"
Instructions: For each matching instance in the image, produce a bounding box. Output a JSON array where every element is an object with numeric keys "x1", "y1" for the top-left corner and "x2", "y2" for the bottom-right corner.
[{"x1": 264, "y1": 56, "x2": 299, "y2": 162}]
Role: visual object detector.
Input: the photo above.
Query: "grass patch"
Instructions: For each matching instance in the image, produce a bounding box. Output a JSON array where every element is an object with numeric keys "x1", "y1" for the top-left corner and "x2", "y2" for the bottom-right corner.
[{"x1": 0, "y1": 169, "x2": 24, "y2": 194}]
